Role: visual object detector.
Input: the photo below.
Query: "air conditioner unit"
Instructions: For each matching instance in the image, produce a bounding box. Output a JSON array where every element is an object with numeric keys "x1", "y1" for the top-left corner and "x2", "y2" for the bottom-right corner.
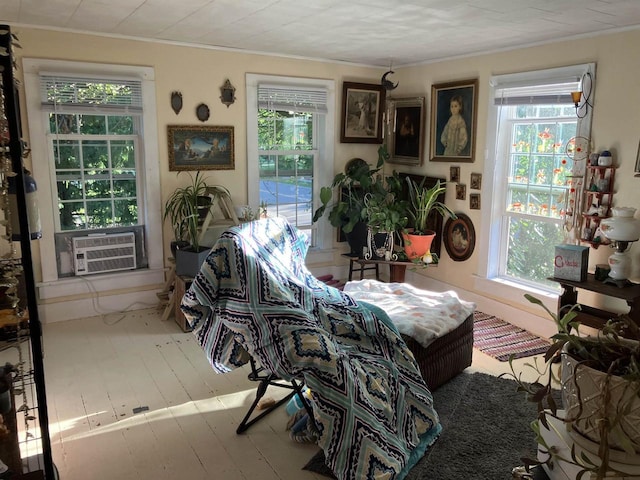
[{"x1": 73, "y1": 232, "x2": 136, "y2": 275}]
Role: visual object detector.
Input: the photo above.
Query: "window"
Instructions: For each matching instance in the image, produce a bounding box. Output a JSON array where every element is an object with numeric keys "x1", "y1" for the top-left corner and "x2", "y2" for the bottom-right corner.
[
  {"x1": 484, "y1": 64, "x2": 595, "y2": 291},
  {"x1": 23, "y1": 59, "x2": 163, "y2": 285},
  {"x1": 42, "y1": 76, "x2": 142, "y2": 231},
  {"x1": 246, "y1": 75, "x2": 335, "y2": 250}
]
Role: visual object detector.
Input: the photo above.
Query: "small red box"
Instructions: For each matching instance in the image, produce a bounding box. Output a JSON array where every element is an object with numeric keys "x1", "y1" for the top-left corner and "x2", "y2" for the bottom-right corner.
[{"x1": 554, "y1": 245, "x2": 589, "y2": 282}]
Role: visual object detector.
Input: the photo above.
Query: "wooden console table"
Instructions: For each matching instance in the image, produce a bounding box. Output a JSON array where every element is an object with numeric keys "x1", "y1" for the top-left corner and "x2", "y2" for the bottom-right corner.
[{"x1": 550, "y1": 274, "x2": 640, "y2": 329}]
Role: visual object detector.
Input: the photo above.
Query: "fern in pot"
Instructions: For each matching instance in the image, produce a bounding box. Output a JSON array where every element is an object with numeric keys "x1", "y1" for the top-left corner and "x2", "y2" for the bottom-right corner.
[{"x1": 506, "y1": 294, "x2": 640, "y2": 480}]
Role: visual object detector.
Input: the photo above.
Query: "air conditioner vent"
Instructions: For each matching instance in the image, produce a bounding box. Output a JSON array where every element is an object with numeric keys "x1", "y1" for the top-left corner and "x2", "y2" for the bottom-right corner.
[{"x1": 73, "y1": 232, "x2": 136, "y2": 275}]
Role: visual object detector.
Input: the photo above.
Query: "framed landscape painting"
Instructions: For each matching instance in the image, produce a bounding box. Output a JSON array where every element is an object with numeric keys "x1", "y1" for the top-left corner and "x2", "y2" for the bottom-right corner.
[
  {"x1": 340, "y1": 82, "x2": 385, "y2": 143},
  {"x1": 168, "y1": 125, "x2": 235, "y2": 171},
  {"x1": 429, "y1": 79, "x2": 478, "y2": 163}
]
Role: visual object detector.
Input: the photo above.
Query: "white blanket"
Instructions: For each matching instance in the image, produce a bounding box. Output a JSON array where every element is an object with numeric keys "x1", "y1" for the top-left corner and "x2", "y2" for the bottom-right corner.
[{"x1": 343, "y1": 279, "x2": 476, "y2": 348}]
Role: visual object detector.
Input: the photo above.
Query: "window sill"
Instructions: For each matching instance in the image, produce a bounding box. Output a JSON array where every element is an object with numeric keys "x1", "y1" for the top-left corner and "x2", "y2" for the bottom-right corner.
[
  {"x1": 473, "y1": 275, "x2": 558, "y2": 313},
  {"x1": 37, "y1": 268, "x2": 165, "y2": 300}
]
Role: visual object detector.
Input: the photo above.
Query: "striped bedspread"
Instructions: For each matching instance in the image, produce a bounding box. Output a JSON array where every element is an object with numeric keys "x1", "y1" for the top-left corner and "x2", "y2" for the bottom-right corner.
[{"x1": 181, "y1": 218, "x2": 441, "y2": 480}]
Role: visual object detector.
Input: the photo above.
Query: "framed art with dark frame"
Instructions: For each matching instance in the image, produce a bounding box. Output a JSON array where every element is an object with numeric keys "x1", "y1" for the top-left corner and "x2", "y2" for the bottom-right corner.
[
  {"x1": 340, "y1": 82, "x2": 385, "y2": 143},
  {"x1": 168, "y1": 125, "x2": 235, "y2": 171},
  {"x1": 429, "y1": 79, "x2": 478, "y2": 163},
  {"x1": 443, "y1": 213, "x2": 475, "y2": 261},
  {"x1": 387, "y1": 96, "x2": 425, "y2": 165}
]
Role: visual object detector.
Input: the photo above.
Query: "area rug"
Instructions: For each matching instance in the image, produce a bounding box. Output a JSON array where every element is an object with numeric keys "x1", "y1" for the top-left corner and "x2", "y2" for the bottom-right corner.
[
  {"x1": 473, "y1": 311, "x2": 550, "y2": 362},
  {"x1": 303, "y1": 372, "x2": 548, "y2": 479}
]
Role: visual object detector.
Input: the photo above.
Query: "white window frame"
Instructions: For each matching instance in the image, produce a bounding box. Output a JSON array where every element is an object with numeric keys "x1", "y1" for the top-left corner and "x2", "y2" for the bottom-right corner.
[
  {"x1": 22, "y1": 59, "x2": 163, "y2": 295},
  {"x1": 246, "y1": 73, "x2": 335, "y2": 254},
  {"x1": 476, "y1": 64, "x2": 595, "y2": 308}
]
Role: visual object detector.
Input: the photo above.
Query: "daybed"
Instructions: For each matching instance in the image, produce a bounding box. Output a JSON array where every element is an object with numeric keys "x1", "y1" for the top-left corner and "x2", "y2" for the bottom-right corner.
[
  {"x1": 180, "y1": 218, "x2": 473, "y2": 479},
  {"x1": 343, "y1": 280, "x2": 475, "y2": 391}
]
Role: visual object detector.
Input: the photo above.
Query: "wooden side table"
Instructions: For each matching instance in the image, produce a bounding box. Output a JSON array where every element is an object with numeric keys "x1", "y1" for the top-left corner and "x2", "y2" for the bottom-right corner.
[
  {"x1": 550, "y1": 274, "x2": 640, "y2": 330},
  {"x1": 174, "y1": 275, "x2": 194, "y2": 332},
  {"x1": 343, "y1": 254, "x2": 411, "y2": 283}
]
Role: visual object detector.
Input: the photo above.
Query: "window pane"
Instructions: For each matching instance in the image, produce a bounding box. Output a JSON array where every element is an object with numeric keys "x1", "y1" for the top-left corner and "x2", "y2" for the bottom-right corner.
[
  {"x1": 107, "y1": 116, "x2": 134, "y2": 134},
  {"x1": 505, "y1": 216, "x2": 565, "y2": 289},
  {"x1": 85, "y1": 176, "x2": 112, "y2": 197},
  {"x1": 114, "y1": 199, "x2": 137, "y2": 225},
  {"x1": 59, "y1": 201, "x2": 85, "y2": 230},
  {"x1": 55, "y1": 141, "x2": 81, "y2": 169},
  {"x1": 79, "y1": 115, "x2": 107, "y2": 134},
  {"x1": 82, "y1": 141, "x2": 109, "y2": 169},
  {"x1": 111, "y1": 140, "x2": 135, "y2": 168},
  {"x1": 57, "y1": 173, "x2": 83, "y2": 201},
  {"x1": 50, "y1": 114, "x2": 77, "y2": 134},
  {"x1": 258, "y1": 110, "x2": 313, "y2": 150},
  {"x1": 113, "y1": 179, "x2": 137, "y2": 198},
  {"x1": 87, "y1": 200, "x2": 113, "y2": 227}
]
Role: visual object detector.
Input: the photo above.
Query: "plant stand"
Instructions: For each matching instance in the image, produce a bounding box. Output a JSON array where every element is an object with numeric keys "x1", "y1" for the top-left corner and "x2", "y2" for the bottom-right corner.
[{"x1": 538, "y1": 411, "x2": 640, "y2": 479}]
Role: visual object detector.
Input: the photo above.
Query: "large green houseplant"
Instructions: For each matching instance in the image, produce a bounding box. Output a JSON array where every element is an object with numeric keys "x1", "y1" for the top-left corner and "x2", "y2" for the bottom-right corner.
[
  {"x1": 163, "y1": 172, "x2": 230, "y2": 276},
  {"x1": 402, "y1": 176, "x2": 456, "y2": 260},
  {"x1": 313, "y1": 146, "x2": 395, "y2": 256},
  {"x1": 507, "y1": 294, "x2": 640, "y2": 480}
]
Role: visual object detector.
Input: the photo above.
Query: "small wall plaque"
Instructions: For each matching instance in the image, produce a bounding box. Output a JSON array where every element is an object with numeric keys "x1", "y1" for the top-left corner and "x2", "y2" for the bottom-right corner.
[{"x1": 170, "y1": 91, "x2": 182, "y2": 115}]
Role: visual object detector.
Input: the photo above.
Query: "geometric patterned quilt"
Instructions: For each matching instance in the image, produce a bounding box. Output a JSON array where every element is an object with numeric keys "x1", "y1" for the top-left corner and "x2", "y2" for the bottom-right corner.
[{"x1": 181, "y1": 218, "x2": 441, "y2": 480}]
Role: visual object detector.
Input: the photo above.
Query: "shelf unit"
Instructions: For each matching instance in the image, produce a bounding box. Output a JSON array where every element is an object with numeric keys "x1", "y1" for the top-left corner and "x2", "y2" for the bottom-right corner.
[
  {"x1": 0, "y1": 25, "x2": 55, "y2": 478},
  {"x1": 580, "y1": 164, "x2": 616, "y2": 248}
]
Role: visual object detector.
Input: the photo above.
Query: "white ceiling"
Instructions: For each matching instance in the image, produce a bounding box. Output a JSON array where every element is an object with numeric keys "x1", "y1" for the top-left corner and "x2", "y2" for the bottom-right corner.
[{"x1": 2, "y1": 0, "x2": 640, "y2": 67}]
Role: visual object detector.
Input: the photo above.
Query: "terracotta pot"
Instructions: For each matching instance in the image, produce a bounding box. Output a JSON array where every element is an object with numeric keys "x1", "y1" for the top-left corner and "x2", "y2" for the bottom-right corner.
[
  {"x1": 402, "y1": 230, "x2": 436, "y2": 260},
  {"x1": 561, "y1": 342, "x2": 640, "y2": 456}
]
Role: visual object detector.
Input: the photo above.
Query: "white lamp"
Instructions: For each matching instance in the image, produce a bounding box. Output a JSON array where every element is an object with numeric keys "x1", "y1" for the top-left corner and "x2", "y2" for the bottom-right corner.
[{"x1": 599, "y1": 207, "x2": 640, "y2": 285}]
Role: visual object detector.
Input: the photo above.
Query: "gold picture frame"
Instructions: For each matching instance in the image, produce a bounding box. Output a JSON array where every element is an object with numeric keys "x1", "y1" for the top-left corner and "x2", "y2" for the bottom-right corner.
[
  {"x1": 168, "y1": 125, "x2": 235, "y2": 171},
  {"x1": 386, "y1": 96, "x2": 425, "y2": 166},
  {"x1": 430, "y1": 79, "x2": 478, "y2": 163}
]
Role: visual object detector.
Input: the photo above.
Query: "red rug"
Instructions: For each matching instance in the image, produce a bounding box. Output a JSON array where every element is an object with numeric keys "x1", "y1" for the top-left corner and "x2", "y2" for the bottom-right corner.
[{"x1": 473, "y1": 311, "x2": 550, "y2": 362}]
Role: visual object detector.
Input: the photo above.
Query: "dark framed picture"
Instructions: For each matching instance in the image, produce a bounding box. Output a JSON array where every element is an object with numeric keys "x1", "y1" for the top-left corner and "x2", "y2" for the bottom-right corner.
[
  {"x1": 168, "y1": 125, "x2": 235, "y2": 171},
  {"x1": 450, "y1": 166, "x2": 460, "y2": 183},
  {"x1": 470, "y1": 172, "x2": 482, "y2": 190},
  {"x1": 429, "y1": 79, "x2": 478, "y2": 163},
  {"x1": 470, "y1": 193, "x2": 481, "y2": 210},
  {"x1": 387, "y1": 96, "x2": 425, "y2": 165},
  {"x1": 340, "y1": 82, "x2": 385, "y2": 143},
  {"x1": 443, "y1": 213, "x2": 475, "y2": 261},
  {"x1": 455, "y1": 183, "x2": 466, "y2": 200}
]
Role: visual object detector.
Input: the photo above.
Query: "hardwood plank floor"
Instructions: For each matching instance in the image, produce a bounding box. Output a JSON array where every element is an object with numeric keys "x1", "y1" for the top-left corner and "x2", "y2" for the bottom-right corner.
[{"x1": 36, "y1": 306, "x2": 541, "y2": 479}]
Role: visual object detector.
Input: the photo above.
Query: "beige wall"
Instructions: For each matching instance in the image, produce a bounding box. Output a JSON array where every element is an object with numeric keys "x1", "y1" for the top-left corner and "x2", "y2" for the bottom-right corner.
[{"x1": 11, "y1": 26, "x2": 640, "y2": 325}]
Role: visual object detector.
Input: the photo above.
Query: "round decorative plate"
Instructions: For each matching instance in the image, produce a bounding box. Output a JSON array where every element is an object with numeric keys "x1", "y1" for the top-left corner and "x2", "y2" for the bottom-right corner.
[
  {"x1": 565, "y1": 136, "x2": 589, "y2": 161},
  {"x1": 196, "y1": 103, "x2": 210, "y2": 122}
]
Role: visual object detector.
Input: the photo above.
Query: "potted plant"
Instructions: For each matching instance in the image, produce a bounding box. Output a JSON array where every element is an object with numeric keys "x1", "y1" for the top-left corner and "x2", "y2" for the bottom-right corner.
[
  {"x1": 506, "y1": 294, "x2": 640, "y2": 480},
  {"x1": 403, "y1": 177, "x2": 456, "y2": 260},
  {"x1": 163, "y1": 172, "x2": 230, "y2": 276},
  {"x1": 313, "y1": 146, "x2": 388, "y2": 257},
  {"x1": 363, "y1": 171, "x2": 408, "y2": 260}
]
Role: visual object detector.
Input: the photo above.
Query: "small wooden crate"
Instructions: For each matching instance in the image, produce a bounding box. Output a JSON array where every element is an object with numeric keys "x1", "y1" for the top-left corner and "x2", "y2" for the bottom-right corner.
[{"x1": 174, "y1": 275, "x2": 193, "y2": 332}]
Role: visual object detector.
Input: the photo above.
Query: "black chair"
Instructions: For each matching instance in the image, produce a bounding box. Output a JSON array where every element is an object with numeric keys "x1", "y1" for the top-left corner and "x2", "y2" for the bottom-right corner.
[{"x1": 237, "y1": 358, "x2": 315, "y2": 434}]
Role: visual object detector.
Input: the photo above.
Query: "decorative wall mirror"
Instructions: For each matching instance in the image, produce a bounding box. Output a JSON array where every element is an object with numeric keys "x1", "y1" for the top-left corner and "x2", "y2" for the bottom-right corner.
[{"x1": 220, "y1": 79, "x2": 236, "y2": 108}]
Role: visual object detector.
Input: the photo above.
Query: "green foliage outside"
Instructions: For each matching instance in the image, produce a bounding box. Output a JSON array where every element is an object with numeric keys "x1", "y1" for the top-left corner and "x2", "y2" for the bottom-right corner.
[{"x1": 504, "y1": 104, "x2": 577, "y2": 287}]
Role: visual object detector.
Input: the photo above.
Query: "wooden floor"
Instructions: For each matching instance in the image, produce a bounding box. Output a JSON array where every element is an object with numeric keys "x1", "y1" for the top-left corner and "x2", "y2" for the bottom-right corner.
[{"x1": 36, "y1": 307, "x2": 541, "y2": 480}]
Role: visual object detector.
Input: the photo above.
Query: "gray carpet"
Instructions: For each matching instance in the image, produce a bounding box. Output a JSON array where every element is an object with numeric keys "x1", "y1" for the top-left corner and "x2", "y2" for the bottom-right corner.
[{"x1": 304, "y1": 371, "x2": 551, "y2": 479}]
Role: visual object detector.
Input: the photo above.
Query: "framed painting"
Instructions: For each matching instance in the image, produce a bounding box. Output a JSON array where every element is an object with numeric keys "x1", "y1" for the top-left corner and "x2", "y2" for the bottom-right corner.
[
  {"x1": 340, "y1": 82, "x2": 385, "y2": 143},
  {"x1": 470, "y1": 172, "x2": 482, "y2": 190},
  {"x1": 450, "y1": 166, "x2": 460, "y2": 183},
  {"x1": 443, "y1": 213, "x2": 475, "y2": 261},
  {"x1": 470, "y1": 193, "x2": 481, "y2": 210},
  {"x1": 429, "y1": 79, "x2": 478, "y2": 163},
  {"x1": 386, "y1": 96, "x2": 425, "y2": 165},
  {"x1": 168, "y1": 125, "x2": 235, "y2": 171}
]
